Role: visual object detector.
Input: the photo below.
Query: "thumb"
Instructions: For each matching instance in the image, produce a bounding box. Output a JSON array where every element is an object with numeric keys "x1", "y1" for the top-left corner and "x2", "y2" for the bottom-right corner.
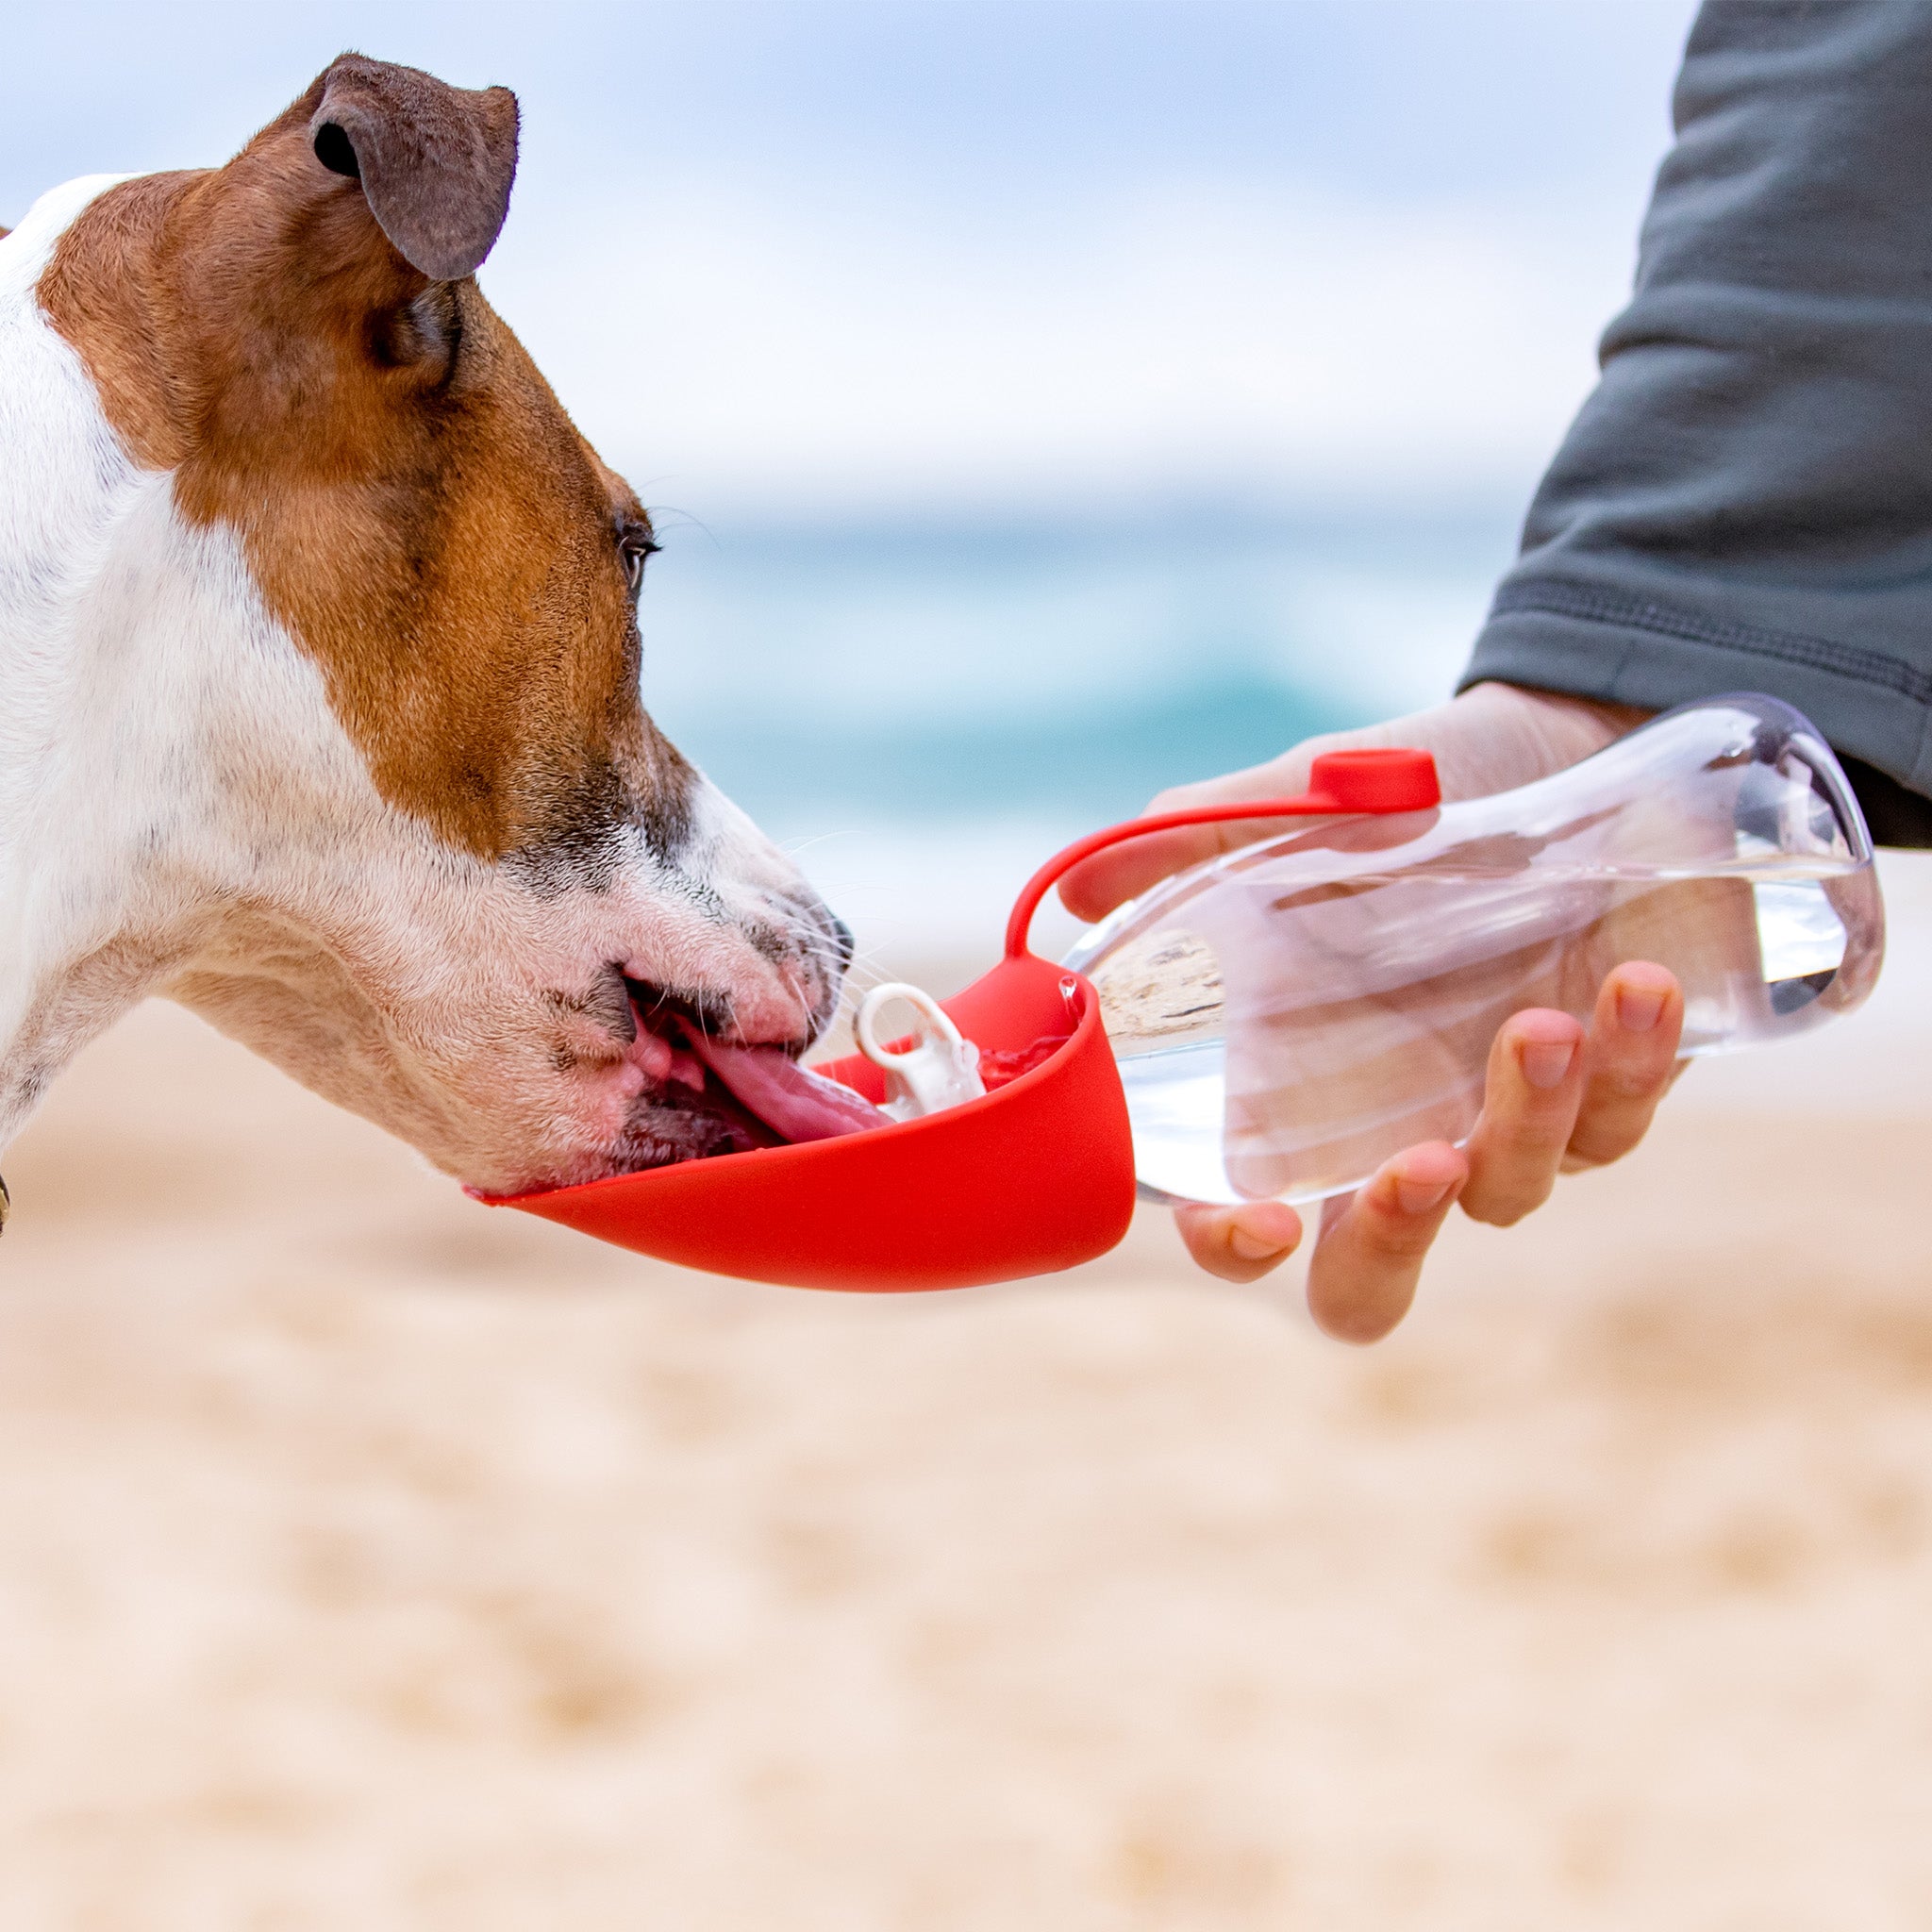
[{"x1": 1056, "y1": 746, "x2": 1325, "y2": 922}]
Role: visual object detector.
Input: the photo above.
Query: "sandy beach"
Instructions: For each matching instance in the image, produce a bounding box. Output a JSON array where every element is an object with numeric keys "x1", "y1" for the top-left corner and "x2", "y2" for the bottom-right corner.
[{"x1": 3, "y1": 883, "x2": 1932, "y2": 1930}]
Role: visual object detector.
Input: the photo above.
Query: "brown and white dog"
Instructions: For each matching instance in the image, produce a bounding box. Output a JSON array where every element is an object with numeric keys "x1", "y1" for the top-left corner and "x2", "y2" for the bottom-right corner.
[{"x1": 0, "y1": 54, "x2": 852, "y2": 1218}]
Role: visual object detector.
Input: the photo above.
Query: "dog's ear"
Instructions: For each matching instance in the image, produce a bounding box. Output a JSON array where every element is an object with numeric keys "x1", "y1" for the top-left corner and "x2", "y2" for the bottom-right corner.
[{"x1": 307, "y1": 54, "x2": 518, "y2": 281}]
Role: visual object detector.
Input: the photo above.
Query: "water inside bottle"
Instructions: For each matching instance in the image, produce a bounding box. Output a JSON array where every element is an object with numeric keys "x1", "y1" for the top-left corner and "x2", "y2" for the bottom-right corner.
[{"x1": 1062, "y1": 699, "x2": 1885, "y2": 1208}]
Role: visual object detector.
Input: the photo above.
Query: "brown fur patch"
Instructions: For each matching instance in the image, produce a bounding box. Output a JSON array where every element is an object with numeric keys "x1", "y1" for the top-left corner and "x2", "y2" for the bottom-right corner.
[{"x1": 35, "y1": 65, "x2": 691, "y2": 867}]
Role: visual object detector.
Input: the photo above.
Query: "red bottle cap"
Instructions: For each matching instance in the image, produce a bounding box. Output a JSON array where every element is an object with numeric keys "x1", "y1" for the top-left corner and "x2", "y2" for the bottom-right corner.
[{"x1": 1307, "y1": 747, "x2": 1441, "y2": 813}]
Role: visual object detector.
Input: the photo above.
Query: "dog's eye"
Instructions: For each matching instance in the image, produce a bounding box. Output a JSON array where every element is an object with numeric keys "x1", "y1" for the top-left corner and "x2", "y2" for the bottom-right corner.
[{"x1": 619, "y1": 531, "x2": 660, "y2": 598}]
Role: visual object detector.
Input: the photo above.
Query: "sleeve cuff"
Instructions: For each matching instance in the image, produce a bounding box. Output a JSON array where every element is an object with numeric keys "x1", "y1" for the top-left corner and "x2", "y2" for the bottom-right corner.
[{"x1": 1460, "y1": 581, "x2": 1932, "y2": 809}]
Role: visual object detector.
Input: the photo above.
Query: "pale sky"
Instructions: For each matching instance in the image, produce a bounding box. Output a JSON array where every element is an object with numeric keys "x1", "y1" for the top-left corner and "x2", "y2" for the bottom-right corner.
[{"x1": 6, "y1": 1, "x2": 1701, "y2": 519}]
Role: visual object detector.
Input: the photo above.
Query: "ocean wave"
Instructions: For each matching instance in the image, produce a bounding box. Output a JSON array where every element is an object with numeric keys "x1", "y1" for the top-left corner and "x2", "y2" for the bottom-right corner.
[{"x1": 641, "y1": 504, "x2": 1513, "y2": 824}]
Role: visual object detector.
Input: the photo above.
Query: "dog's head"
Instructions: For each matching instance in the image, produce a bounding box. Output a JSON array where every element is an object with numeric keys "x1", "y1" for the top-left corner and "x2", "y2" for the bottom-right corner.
[{"x1": 31, "y1": 55, "x2": 849, "y2": 1192}]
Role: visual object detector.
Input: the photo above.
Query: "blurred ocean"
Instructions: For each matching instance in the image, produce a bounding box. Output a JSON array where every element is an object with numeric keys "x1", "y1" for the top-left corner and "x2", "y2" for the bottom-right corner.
[{"x1": 641, "y1": 504, "x2": 1520, "y2": 960}]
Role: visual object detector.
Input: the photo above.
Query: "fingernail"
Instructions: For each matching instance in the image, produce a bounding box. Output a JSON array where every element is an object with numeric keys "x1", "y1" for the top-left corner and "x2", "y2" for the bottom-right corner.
[
  {"x1": 1617, "y1": 982, "x2": 1667, "y2": 1032},
  {"x1": 1394, "y1": 1175, "x2": 1453, "y2": 1216},
  {"x1": 1230, "y1": 1228, "x2": 1290, "y2": 1261},
  {"x1": 1520, "y1": 1037, "x2": 1576, "y2": 1090}
]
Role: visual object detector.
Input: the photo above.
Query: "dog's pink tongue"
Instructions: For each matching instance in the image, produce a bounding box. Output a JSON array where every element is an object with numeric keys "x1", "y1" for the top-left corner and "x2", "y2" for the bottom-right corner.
[{"x1": 684, "y1": 1034, "x2": 890, "y2": 1143}]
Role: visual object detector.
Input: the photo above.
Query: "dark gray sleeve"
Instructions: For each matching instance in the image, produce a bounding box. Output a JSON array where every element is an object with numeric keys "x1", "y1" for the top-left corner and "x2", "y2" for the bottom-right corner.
[{"x1": 1460, "y1": 0, "x2": 1932, "y2": 840}]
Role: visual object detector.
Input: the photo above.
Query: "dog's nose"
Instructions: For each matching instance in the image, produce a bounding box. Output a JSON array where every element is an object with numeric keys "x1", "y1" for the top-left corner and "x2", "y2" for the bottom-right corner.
[
  {"x1": 827, "y1": 912, "x2": 857, "y2": 973},
  {"x1": 776, "y1": 891, "x2": 856, "y2": 1041}
]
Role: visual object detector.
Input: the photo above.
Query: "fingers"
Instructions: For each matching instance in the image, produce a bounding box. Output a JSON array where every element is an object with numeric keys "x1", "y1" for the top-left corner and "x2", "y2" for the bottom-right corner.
[
  {"x1": 1562, "y1": 962, "x2": 1685, "y2": 1170},
  {"x1": 1058, "y1": 824, "x2": 1237, "y2": 922},
  {"x1": 1447, "y1": 968, "x2": 1686, "y2": 1229},
  {"x1": 1172, "y1": 964, "x2": 1686, "y2": 1341},
  {"x1": 1057, "y1": 761, "x2": 1315, "y2": 923},
  {"x1": 1305, "y1": 1142, "x2": 1468, "y2": 1343},
  {"x1": 1175, "y1": 1199, "x2": 1305, "y2": 1283},
  {"x1": 1458, "y1": 1008, "x2": 1589, "y2": 1226}
]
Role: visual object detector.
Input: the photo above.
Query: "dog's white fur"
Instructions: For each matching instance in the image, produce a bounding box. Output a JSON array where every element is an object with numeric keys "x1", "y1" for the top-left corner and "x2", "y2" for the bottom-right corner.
[{"x1": 0, "y1": 177, "x2": 839, "y2": 1194}]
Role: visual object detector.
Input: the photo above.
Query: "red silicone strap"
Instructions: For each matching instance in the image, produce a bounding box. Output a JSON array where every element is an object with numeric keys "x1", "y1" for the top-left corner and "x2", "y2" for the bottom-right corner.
[{"x1": 1004, "y1": 746, "x2": 1441, "y2": 959}]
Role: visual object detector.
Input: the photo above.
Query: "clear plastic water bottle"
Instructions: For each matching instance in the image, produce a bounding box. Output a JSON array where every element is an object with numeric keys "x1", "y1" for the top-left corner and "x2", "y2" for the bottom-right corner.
[{"x1": 1061, "y1": 695, "x2": 1885, "y2": 1207}]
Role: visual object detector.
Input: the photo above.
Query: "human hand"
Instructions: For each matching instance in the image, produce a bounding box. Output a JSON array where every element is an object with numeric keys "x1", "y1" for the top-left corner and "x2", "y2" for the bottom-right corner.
[{"x1": 1057, "y1": 682, "x2": 1686, "y2": 1341}]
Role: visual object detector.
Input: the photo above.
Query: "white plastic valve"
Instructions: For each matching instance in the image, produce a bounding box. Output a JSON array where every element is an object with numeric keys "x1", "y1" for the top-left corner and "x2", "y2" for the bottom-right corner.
[{"x1": 856, "y1": 983, "x2": 987, "y2": 1122}]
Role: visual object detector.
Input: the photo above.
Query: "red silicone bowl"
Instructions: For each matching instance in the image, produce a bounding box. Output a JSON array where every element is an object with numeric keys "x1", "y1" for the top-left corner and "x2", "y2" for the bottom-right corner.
[{"x1": 485, "y1": 747, "x2": 1441, "y2": 1291}]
